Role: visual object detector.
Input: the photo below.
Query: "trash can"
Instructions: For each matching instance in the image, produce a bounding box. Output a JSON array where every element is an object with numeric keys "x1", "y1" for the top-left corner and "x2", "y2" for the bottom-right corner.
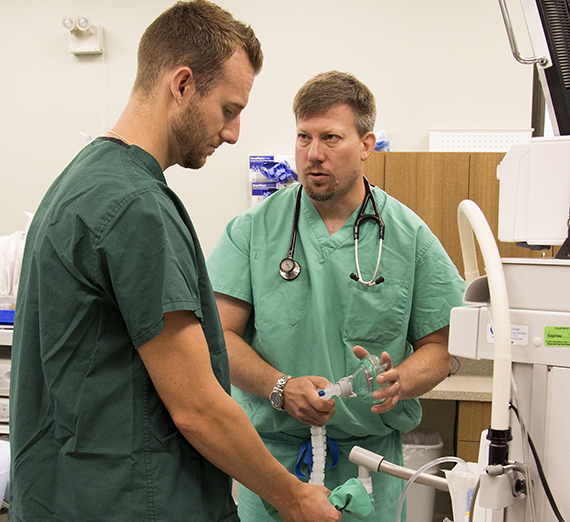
[{"x1": 402, "y1": 429, "x2": 444, "y2": 522}]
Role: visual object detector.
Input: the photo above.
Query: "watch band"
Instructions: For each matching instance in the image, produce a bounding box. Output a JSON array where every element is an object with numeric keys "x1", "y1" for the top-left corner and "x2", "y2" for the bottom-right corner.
[{"x1": 269, "y1": 374, "x2": 293, "y2": 411}]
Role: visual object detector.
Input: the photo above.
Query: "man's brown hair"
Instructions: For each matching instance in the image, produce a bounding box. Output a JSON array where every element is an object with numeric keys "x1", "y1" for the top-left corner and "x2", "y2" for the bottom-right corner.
[
  {"x1": 133, "y1": 0, "x2": 263, "y2": 97},
  {"x1": 293, "y1": 71, "x2": 376, "y2": 137}
]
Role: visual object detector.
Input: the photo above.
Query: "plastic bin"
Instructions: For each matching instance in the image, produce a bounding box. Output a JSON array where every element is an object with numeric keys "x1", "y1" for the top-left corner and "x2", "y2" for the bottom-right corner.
[{"x1": 402, "y1": 429, "x2": 444, "y2": 522}]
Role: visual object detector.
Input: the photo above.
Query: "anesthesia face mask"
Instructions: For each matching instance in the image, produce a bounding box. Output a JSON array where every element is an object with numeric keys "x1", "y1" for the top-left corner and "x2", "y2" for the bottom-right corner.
[{"x1": 318, "y1": 354, "x2": 389, "y2": 403}]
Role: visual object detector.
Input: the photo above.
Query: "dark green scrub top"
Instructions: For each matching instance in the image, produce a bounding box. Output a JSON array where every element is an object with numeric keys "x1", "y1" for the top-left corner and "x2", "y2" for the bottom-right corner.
[{"x1": 10, "y1": 139, "x2": 238, "y2": 522}]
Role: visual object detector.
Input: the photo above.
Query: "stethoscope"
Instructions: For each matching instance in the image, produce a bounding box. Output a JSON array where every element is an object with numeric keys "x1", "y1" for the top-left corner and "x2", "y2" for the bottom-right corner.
[{"x1": 279, "y1": 177, "x2": 385, "y2": 286}]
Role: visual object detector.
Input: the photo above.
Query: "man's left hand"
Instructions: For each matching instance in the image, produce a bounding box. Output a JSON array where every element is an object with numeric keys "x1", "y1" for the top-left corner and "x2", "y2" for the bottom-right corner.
[{"x1": 352, "y1": 346, "x2": 401, "y2": 414}]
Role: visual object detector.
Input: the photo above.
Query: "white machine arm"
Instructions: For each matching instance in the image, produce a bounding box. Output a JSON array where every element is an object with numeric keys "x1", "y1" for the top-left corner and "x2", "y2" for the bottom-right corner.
[{"x1": 349, "y1": 446, "x2": 449, "y2": 492}]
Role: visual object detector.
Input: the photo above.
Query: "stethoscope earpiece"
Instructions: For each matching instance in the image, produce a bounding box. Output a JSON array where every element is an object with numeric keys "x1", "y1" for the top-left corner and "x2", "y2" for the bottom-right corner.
[{"x1": 350, "y1": 273, "x2": 384, "y2": 286}]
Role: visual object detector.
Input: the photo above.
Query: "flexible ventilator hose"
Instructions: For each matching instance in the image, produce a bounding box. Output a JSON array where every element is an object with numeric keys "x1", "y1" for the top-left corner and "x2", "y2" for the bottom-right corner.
[
  {"x1": 457, "y1": 200, "x2": 511, "y2": 432},
  {"x1": 309, "y1": 426, "x2": 327, "y2": 485},
  {"x1": 457, "y1": 201, "x2": 537, "y2": 519}
]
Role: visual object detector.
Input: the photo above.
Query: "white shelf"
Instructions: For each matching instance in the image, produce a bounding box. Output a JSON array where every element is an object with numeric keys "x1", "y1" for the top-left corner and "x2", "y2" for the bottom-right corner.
[
  {"x1": 429, "y1": 129, "x2": 532, "y2": 152},
  {"x1": 0, "y1": 330, "x2": 11, "y2": 347}
]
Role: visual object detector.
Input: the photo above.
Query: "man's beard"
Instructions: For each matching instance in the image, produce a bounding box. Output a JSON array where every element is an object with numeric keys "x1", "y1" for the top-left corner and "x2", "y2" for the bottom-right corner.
[
  {"x1": 172, "y1": 98, "x2": 209, "y2": 170},
  {"x1": 302, "y1": 170, "x2": 337, "y2": 202}
]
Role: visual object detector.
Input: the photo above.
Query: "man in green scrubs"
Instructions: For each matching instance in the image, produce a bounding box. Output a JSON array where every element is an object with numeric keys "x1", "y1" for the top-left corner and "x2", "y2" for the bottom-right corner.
[
  {"x1": 9, "y1": 3, "x2": 341, "y2": 522},
  {"x1": 208, "y1": 71, "x2": 467, "y2": 521}
]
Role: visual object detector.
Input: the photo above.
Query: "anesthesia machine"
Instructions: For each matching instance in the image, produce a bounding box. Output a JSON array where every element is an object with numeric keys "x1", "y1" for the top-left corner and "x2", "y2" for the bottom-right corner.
[{"x1": 346, "y1": 1, "x2": 570, "y2": 521}]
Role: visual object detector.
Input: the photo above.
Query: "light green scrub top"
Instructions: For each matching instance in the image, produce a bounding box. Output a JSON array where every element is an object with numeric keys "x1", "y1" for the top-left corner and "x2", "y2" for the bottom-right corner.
[
  {"x1": 208, "y1": 183, "x2": 466, "y2": 521},
  {"x1": 10, "y1": 139, "x2": 238, "y2": 522}
]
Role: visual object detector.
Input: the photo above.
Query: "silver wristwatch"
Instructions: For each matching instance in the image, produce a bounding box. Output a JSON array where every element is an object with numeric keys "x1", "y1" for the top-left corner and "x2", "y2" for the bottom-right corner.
[{"x1": 269, "y1": 374, "x2": 293, "y2": 411}]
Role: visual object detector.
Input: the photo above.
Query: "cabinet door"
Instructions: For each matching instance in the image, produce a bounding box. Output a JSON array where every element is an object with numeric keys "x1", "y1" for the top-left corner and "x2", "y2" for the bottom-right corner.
[
  {"x1": 456, "y1": 401, "x2": 491, "y2": 462},
  {"x1": 382, "y1": 152, "x2": 470, "y2": 275},
  {"x1": 363, "y1": 152, "x2": 385, "y2": 189}
]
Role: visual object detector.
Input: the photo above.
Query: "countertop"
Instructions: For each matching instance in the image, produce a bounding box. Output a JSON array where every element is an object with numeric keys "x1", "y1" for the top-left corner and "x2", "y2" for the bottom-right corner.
[{"x1": 421, "y1": 374, "x2": 493, "y2": 402}]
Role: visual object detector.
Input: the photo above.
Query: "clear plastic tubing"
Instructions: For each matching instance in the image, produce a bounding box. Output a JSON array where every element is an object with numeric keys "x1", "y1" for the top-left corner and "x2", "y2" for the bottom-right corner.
[{"x1": 395, "y1": 457, "x2": 468, "y2": 522}]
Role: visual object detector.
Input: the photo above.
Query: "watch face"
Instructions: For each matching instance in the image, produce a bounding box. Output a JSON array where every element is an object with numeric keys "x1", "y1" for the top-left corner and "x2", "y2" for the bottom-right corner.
[{"x1": 270, "y1": 390, "x2": 283, "y2": 408}]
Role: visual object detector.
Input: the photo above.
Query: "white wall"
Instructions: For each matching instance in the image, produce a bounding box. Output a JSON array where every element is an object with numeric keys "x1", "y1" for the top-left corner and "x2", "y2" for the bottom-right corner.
[{"x1": 0, "y1": 0, "x2": 534, "y2": 256}]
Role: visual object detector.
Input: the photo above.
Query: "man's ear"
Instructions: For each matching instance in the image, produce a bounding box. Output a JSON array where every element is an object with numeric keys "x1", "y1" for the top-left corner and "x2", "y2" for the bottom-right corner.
[
  {"x1": 360, "y1": 131, "x2": 377, "y2": 161},
  {"x1": 170, "y1": 67, "x2": 196, "y2": 105}
]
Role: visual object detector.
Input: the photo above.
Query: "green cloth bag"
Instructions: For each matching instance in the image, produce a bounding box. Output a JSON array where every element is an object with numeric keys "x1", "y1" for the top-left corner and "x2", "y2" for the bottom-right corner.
[
  {"x1": 328, "y1": 478, "x2": 375, "y2": 519},
  {"x1": 263, "y1": 478, "x2": 375, "y2": 521}
]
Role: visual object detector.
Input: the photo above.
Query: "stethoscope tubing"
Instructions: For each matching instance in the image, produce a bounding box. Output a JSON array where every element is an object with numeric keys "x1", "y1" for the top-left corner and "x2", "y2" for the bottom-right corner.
[
  {"x1": 280, "y1": 177, "x2": 384, "y2": 286},
  {"x1": 352, "y1": 178, "x2": 385, "y2": 286},
  {"x1": 278, "y1": 186, "x2": 303, "y2": 280}
]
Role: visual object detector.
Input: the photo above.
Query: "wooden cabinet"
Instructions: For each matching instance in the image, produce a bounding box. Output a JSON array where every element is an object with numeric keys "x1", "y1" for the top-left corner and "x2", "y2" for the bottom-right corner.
[
  {"x1": 363, "y1": 151, "x2": 546, "y2": 278},
  {"x1": 456, "y1": 401, "x2": 492, "y2": 462}
]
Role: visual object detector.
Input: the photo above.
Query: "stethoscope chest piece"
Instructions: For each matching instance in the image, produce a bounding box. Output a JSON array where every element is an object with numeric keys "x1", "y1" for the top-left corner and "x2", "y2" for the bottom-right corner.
[{"x1": 279, "y1": 257, "x2": 301, "y2": 280}]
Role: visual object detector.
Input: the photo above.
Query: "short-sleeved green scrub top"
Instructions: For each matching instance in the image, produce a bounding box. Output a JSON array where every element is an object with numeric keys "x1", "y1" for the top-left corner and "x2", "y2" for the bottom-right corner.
[
  {"x1": 10, "y1": 139, "x2": 238, "y2": 522},
  {"x1": 207, "y1": 183, "x2": 466, "y2": 521}
]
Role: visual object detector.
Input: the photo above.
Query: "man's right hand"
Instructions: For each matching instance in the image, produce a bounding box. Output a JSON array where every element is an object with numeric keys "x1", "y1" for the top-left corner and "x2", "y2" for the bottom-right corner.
[
  {"x1": 282, "y1": 375, "x2": 336, "y2": 426},
  {"x1": 278, "y1": 483, "x2": 343, "y2": 522}
]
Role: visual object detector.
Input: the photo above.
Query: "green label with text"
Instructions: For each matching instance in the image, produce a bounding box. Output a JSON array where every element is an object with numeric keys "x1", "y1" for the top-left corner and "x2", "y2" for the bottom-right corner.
[{"x1": 544, "y1": 326, "x2": 570, "y2": 347}]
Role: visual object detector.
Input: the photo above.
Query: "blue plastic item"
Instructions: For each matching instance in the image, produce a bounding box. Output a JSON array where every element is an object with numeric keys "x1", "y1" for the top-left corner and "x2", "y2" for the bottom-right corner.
[{"x1": 0, "y1": 310, "x2": 14, "y2": 325}]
